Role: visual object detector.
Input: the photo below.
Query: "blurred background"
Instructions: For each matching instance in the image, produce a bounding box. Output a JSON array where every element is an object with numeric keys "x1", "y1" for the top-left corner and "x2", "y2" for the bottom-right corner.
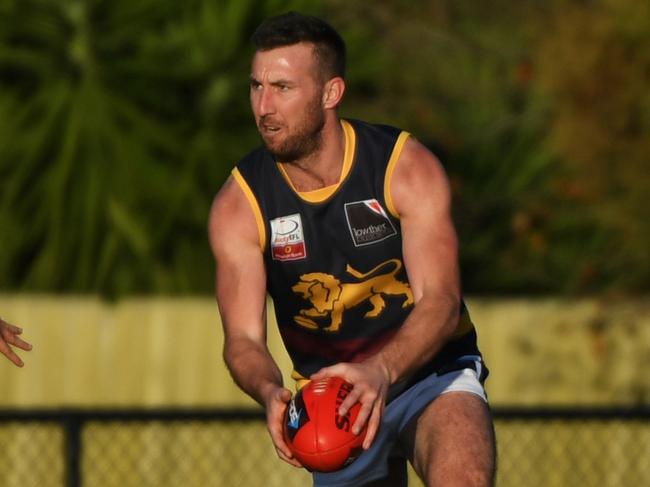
[{"x1": 0, "y1": 0, "x2": 648, "y2": 486}]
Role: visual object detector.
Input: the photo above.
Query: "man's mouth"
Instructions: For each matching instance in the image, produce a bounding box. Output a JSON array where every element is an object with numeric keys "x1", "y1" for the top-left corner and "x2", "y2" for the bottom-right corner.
[{"x1": 260, "y1": 118, "x2": 283, "y2": 135}]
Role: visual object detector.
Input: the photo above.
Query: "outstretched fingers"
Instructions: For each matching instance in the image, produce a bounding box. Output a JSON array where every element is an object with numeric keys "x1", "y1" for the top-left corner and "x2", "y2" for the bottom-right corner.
[
  {"x1": 6, "y1": 334, "x2": 32, "y2": 351},
  {"x1": 0, "y1": 322, "x2": 22, "y2": 334},
  {"x1": 0, "y1": 339, "x2": 24, "y2": 367},
  {"x1": 0, "y1": 320, "x2": 32, "y2": 352},
  {"x1": 0, "y1": 318, "x2": 32, "y2": 367}
]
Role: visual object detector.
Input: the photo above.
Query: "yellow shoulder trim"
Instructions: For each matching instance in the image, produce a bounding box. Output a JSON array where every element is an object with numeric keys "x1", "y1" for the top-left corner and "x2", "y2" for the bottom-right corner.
[
  {"x1": 231, "y1": 168, "x2": 267, "y2": 252},
  {"x1": 384, "y1": 131, "x2": 411, "y2": 219},
  {"x1": 290, "y1": 369, "x2": 310, "y2": 391},
  {"x1": 276, "y1": 119, "x2": 356, "y2": 203}
]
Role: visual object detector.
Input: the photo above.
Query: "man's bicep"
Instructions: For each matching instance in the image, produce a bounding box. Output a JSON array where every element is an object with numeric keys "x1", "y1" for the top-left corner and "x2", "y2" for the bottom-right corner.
[
  {"x1": 400, "y1": 205, "x2": 460, "y2": 304},
  {"x1": 209, "y1": 177, "x2": 268, "y2": 344},
  {"x1": 215, "y1": 242, "x2": 268, "y2": 343},
  {"x1": 391, "y1": 140, "x2": 461, "y2": 303}
]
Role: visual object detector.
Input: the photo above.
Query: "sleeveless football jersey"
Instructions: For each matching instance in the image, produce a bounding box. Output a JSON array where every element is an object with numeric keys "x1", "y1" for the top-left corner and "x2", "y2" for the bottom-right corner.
[{"x1": 233, "y1": 119, "x2": 483, "y2": 395}]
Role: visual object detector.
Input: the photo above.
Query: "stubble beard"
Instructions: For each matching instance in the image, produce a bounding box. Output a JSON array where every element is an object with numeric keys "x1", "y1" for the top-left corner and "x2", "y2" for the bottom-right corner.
[{"x1": 260, "y1": 98, "x2": 325, "y2": 163}]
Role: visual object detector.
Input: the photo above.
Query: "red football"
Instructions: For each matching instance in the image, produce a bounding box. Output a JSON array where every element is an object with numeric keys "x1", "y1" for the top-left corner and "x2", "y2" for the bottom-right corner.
[{"x1": 283, "y1": 376, "x2": 367, "y2": 472}]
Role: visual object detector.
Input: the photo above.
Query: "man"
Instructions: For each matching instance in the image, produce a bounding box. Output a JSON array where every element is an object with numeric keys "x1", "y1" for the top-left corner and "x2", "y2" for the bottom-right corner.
[
  {"x1": 209, "y1": 11, "x2": 495, "y2": 486},
  {"x1": 0, "y1": 317, "x2": 31, "y2": 367}
]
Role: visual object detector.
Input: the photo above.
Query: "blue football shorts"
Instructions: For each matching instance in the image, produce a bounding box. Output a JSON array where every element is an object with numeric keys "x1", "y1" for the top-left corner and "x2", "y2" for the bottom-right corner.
[{"x1": 312, "y1": 355, "x2": 488, "y2": 487}]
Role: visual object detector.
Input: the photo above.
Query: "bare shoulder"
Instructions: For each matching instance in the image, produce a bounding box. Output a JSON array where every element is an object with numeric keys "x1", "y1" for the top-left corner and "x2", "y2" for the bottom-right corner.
[
  {"x1": 208, "y1": 175, "x2": 260, "y2": 255},
  {"x1": 209, "y1": 176, "x2": 243, "y2": 223},
  {"x1": 391, "y1": 136, "x2": 452, "y2": 217}
]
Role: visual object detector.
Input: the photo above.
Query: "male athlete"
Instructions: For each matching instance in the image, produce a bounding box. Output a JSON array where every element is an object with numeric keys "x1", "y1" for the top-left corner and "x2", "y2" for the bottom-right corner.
[
  {"x1": 209, "y1": 12, "x2": 495, "y2": 486},
  {"x1": 0, "y1": 317, "x2": 31, "y2": 367}
]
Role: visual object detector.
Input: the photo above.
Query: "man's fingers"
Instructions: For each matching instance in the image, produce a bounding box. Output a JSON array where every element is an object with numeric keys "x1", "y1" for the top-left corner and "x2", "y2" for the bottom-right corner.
[
  {"x1": 338, "y1": 387, "x2": 362, "y2": 417},
  {"x1": 267, "y1": 388, "x2": 300, "y2": 466},
  {"x1": 276, "y1": 447, "x2": 302, "y2": 467},
  {"x1": 272, "y1": 424, "x2": 301, "y2": 466},
  {"x1": 351, "y1": 398, "x2": 373, "y2": 436},
  {"x1": 7, "y1": 335, "x2": 32, "y2": 351},
  {"x1": 7, "y1": 325, "x2": 22, "y2": 334},
  {"x1": 309, "y1": 365, "x2": 339, "y2": 381},
  {"x1": 362, "y1": 401, "x2": 383, "y2": 449},
  {"x1": 270, "y1": 429, "x2": 293, "y2": 459},
  {"x1": 0, "y1": 321, "x2": 22, "y2": 334},
  {"x1": 0, "y1": 341, "x2": 24, "y2": 367},
  {"x1": 279, "y1": 388, "x2": 292, "y2": 403},
  {"x1": 10, "y1": 354, "x2": 24, "y2": 367},
  {"x1": 310, "y1": 362, "x2": 388, "y2": 448},
  {"x1": 269, "y1": 424, "x2": 302, "y2": 467}
]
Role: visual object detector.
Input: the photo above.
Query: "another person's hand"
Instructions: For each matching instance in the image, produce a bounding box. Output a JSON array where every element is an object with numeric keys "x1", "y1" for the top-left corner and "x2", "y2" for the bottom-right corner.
[
  {"x1": 264, "y1": 385, "x2": 303, "y2": 467},
  {"x1": 0, "y1": 317, "x2": 32, "y2": 367},
  {"x1": 311, "y1": 361, "x2": 391, "y2": 450}
]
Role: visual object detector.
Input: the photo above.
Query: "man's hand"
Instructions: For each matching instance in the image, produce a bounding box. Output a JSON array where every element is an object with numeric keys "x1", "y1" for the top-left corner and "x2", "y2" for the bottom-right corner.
[
  {"x1": 310, "y1": 361, "x2": 391, "y2": 450},
  {"x1": 0, "y1": 318, "x2": 32, "y2": 367},
  {"x1": 264, "y1": 385, "x2": 303, "y2": 467}
]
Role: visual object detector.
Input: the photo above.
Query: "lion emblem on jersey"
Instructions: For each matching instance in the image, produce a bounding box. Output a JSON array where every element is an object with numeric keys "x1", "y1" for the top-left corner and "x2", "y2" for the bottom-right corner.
[{"x1": 291, "y1": 259, "x2": 414, "y2": 332}]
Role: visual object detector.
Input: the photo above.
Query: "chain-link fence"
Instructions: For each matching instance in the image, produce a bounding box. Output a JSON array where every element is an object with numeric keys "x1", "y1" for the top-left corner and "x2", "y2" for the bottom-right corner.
[{"x1": 0, "y1": 408, "x2": 648, "y2": 487}]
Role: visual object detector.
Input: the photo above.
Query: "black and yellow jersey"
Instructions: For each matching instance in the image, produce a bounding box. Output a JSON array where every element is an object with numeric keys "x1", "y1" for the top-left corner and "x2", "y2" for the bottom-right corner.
[{"x1": 233, "y1": 118, "x2": 482, "y2": 393}]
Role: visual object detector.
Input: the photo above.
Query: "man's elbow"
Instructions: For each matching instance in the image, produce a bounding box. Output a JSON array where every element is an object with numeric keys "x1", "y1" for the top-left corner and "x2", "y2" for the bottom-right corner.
[
  {"x1": 222, "y1": 338, "x2": 242, "y2": 375},
  {"x1": 440, "y1": 296, "x2": 462, "y2": 339},
  {"x1": 222, "y1": 335, "x2": 261, "y2": 374},
  {"x1": 222, "y1": 347, "x2": 234, "y2": 373}
]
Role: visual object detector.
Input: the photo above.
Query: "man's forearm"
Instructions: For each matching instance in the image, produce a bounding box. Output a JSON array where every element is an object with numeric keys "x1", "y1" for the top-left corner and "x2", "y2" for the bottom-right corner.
[
  {"x1": 368, "y1": 295, "x2": 460, "y2": 385},
  {"x1": 224, "y1": 338, "x2": 284, "y2": 406}
]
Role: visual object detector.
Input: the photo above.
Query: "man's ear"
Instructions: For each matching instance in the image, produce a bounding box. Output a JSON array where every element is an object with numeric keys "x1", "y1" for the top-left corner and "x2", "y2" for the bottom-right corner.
[{"x1": 322, "y1": 77, "x2": 345, "y2": 109}]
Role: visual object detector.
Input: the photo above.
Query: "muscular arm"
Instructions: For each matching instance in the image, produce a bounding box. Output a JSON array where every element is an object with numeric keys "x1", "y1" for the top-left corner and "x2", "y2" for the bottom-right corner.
[
  {"x1": 209, "y1": 176, "x2": 299, "y2": 465},
  {"x1": 368, "y1": 137, "x2": 461, "y2": 383},
  {"x1": 312, "y1": 137, "x2": 462, "y2": 447},
  {"x1": 209, "y1": 176, "x2": 279, "y2": 403}
]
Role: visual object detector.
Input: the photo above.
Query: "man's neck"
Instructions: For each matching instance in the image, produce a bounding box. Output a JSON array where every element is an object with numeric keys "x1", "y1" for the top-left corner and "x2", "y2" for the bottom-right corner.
[{"x1": 280, "y1": 117, "x2": 345, "y2": 192}]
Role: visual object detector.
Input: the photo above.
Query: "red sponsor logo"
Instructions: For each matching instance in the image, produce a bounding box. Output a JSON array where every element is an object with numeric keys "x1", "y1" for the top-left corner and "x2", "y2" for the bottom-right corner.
[{"x1": 272, "y1": 241, "x2": 306, "y2": 261}]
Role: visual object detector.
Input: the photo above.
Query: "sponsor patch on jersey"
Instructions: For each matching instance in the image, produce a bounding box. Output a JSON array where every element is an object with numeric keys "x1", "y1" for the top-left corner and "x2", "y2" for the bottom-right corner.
[
  {"x1": 344, "y1": 199, "x2": 397, "y2": 247},
  {"x1": 270, "y1": 213, "x2": 307, "y2": 261}
]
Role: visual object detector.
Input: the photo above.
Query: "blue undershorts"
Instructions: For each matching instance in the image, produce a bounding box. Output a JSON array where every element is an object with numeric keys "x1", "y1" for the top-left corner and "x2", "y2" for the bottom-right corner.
[{"x1": 312, "y1": 355, "x2": 488, "y2": 487}]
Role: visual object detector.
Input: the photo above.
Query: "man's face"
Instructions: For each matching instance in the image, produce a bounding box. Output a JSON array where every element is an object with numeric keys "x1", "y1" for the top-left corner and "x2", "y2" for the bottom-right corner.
[{"x1": 250, "y1": 42, "x2": 326, "y2": 162}]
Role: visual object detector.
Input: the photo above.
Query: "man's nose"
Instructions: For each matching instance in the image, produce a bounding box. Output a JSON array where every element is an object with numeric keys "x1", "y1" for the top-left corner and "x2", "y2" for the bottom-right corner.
[{"x1": 256, "y1": 87, "x2": 275, "y2": 116}]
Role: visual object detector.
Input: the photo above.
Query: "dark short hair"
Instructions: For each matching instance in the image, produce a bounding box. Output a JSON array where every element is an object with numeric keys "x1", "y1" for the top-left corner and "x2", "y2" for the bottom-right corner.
[{"x1": 251, "y1": 11, "x2": 346, "y2": 80}]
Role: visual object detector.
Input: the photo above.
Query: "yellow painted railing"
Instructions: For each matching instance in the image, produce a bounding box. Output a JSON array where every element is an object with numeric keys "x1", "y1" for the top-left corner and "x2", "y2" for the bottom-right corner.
[{"x1": 1, "y1": 295, "x2": 648, "y2": 407}]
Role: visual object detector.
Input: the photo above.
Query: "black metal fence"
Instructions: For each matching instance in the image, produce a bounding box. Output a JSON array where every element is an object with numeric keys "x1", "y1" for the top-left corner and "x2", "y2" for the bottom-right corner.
[{"x1": 0, "y1": 407, "x2": 648, "y2": 487}]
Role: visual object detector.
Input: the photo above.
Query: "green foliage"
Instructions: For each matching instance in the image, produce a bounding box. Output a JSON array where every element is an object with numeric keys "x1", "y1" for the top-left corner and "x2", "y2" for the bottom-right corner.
[
  {"x1": 533, "y1": 0, "x2": 650, "y2": 293},
  {"x1": 326, "y1": 1, "x2": 560, "y2": 293},
  {"x1": 326, "y1": 0, "x2": 649, "y2": 295},
  {"x1": 0, "y1": 0, "x2": 312, "y2": 297},
  {"x1": 0, "y1": 0, "x2": 647, "y2": 296}
]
